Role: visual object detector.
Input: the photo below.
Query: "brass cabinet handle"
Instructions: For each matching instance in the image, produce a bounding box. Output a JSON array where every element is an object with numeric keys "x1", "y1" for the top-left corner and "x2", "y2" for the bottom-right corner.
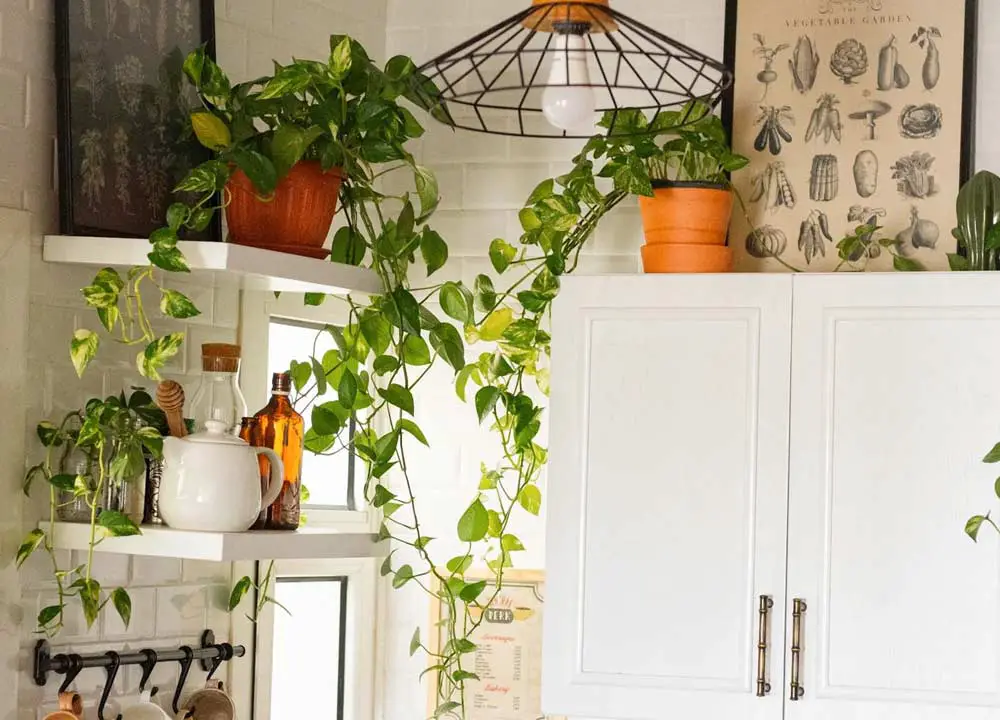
[
  {"x1": 790, "y1": 598, "x2": 807, "y2": 701},
  {"x1": 756, "y1": 595, "x2": 773, "y2": 697}
]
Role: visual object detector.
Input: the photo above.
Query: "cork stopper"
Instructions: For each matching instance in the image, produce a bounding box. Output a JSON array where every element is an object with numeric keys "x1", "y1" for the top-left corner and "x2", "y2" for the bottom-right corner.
[
  {"x1": 272, "y1": 372, "x2": 292, "y2": 394},
  {"x1": 202, "y1": 343, "x2": 241, "y2": 373}
]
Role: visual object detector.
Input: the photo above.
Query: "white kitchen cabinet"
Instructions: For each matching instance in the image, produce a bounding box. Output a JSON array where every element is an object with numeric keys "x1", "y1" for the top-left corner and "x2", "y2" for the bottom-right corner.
[
  {"x1": 544, "y1": 275, "x2": 793, "y2": 720},
  {"x1": 786, "y1": 274, "x2": 1000, "y2": 720},
  {"x1": 544, "y1": 273, "x2": 1000, "y2": 720}
]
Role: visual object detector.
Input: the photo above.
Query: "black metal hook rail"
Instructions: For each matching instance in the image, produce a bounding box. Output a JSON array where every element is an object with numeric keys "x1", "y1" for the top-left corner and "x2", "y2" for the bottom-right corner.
[{"x1": 33, "y1": 630, "x2": 246, "y2": 720}]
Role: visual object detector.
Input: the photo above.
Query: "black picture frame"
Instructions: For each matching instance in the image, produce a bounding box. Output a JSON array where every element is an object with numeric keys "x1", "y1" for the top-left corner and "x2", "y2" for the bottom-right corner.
[
  {"x1": 723, "y1": 0, "x2": 978, "y2": 183},
  {"x1": 721, "y1": 0, "x2": 979, "y2": 271},
  {"x1": 55, "y1": 0, "x2": 219, "y2": 240}
]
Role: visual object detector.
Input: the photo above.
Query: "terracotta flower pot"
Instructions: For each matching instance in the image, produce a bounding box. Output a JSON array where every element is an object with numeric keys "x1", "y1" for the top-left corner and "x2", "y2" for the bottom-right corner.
[
  {"x1": 640, "y1": 243, "x2": 733, "y2": 274},
  {"x1": 226, "y1": 161, "x2": 344, "y2": 257},
  {"x1": 638, "y1": 181, "x2": 735, "y2": 246}
]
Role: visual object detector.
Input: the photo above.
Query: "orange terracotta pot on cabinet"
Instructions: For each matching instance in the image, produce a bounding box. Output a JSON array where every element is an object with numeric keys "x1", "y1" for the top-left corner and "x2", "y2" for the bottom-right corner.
[
  {"x1": 640, "y1": 243, "x2": 733, "y2": 274},
  {"x1": 638, "y1": 181, "x2": 734, "y2": 247},
  {"x1": 225, "y1": 161, "x2": 344, "y2": 258}
]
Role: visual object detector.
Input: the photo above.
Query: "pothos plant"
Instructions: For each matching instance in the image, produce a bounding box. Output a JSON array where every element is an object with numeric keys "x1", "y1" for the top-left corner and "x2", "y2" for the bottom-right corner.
[{"x1": 17, "y1": 389, "x2": 166, "y2": 635}]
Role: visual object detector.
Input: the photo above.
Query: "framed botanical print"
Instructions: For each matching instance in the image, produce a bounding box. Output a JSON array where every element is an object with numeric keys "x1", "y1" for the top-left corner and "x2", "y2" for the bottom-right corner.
[
  {"x1": 723, "y1": 0, "x2": 978, "y2": 271},
  {"x1": 55, "y1": 0, "x2": 218, "y2": 239}
]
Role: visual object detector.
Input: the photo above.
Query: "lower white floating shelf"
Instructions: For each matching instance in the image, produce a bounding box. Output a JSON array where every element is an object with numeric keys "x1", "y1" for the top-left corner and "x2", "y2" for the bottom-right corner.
[{"x1": 49, "y1": 522, "x2": 385, "y2": 562}]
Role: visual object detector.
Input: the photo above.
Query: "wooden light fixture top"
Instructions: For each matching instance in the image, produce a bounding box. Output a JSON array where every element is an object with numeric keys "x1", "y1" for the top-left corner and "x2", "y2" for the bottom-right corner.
[{"x1": 522, "y1": 0, "x2": 618, "y2": 33}]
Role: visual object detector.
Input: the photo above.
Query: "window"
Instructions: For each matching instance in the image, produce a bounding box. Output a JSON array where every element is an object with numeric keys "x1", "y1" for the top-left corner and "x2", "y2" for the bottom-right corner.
[{"x1": 236, "y1": 292, "x2": 381, "y2": 720}]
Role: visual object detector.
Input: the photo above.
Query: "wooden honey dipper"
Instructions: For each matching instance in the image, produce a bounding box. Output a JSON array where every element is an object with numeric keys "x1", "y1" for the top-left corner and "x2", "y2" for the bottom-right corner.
[{"x1": 156, "y1": 380, "x2": 188, "y2": 438}]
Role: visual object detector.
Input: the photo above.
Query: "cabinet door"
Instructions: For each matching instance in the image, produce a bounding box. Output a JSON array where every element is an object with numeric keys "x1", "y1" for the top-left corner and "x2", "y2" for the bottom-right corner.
[
  {"x1": 787, "y1": 274, "x2": 1000, "y2": 720},
  {"x1": 543, "y1": 275, "x2": 793, "y2": 720}
]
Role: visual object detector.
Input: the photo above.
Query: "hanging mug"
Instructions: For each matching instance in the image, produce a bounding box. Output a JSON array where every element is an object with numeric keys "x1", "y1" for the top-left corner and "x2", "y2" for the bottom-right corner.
[
  {"x1": 43, "y1": 692, "x2": 83, "y2": 720},
  {"x1": 121, "y1": 690, "x2": 172, "y2": 720},
  {"x1": 175, "y1": 681, "x2": 235, "y2": 720}
]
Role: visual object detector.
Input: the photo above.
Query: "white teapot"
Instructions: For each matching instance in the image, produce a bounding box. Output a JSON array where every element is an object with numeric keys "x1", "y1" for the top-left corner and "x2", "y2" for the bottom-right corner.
[{"x1": 159, "y1": 420, "x2": 284, "y2": 533}]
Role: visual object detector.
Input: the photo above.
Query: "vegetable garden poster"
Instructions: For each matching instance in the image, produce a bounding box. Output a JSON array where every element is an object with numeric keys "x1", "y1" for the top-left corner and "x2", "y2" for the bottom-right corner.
[{"x1": 726, "y1": 0, "x2": 976, "y2": 271}]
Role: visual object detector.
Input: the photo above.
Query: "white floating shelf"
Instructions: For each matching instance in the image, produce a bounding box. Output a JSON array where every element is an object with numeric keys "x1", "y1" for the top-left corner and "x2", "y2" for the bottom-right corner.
[
  {"x1": 43, "y1": 236, "x2": 383, "y2": 296},
  {"x1": 49, "y1": 522, "x2": 385, "y2": 562}
]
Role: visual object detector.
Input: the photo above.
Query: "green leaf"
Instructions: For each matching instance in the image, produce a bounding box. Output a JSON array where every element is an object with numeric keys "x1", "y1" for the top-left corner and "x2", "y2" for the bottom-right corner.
[
  {"x1": 360, "y1": 313, "x2": 392, "y2": 355},
  {"x1": 984, "y1": 443, "x2": 1000, "y2": 464},
  {"x1": 311, "y1": 403, "x2": 345, "y2": 436},
  {"x1": 331, "y1": 226, "x2": 366, "y2": 266},
  {"x1": 527, "y1": 178, "x2": 555, "y2": 204},
  {"x1": 489, "y1": 238, "x2": 517, "y2": 274},
  {"x1": 338, "y1": 369, "x2": 358, "y2": 409},
  {"x1": 166, "y1": 203, "x2": 189, "y2": 230},
  {"x1": 480, "y1": 308, "x2": 513, "y2": 342},
  {"x1": 409, "y1": 627, "x2": 421, "y2": 656},
  {"x1": 457, "y1": 499, "x2": 489, "y2": 542},
  {"x1": 148, "y1": 244, "x2": 190, "y2": 273},
  {"x1": 330, "y1": 36, "x2": 353, "y2": 77},
  {"x1": 459, "y1": 580, "x2": 487, "y2": 603},
  {"x1": 455, "y1": 365, "x2": 479, "y2": 401},
  {"x1": 517, "y1": 291, "x2": 549, "y2": 313},
  {"x1": 430, "y1": 324, "x2": 465, "y2": 372},
  {"x1": 475, "y1": 387, "x2": 502, "y2": 424},
  {"x1": 380, "y1": 552, "x2": 394, "y2": 577},
  {"x1": 183, "y1": 46, "x2": 206, "y2": 85},
  {"x1": 487, "y1": 509, "x2": 502, "y2": 537},
  {"x1": 70, "y1": 329, "x2": 99, "y2": 378},
  {"x1": 397, "y1": 418, "x2": 429, "y2": 446},
  {"x1": 392, "y1": 564, "x2": 414, "y2": 589},
  {"x1": 373, "y1": 355, "x2": 400, "y2": 375},
  {"x1": 379, "y1": 384, "x2": 415, "y2": 415},
  {"x1": 36, "y1": 422, "x2": 61, "y2": 447},
  {"x1": 519, "y1": 208, "x2": 541, "y2": 231},
  {"x1": 474, "y1": 274, "x2": 497, "y2": 312},
  {"x1": 893, "y1": 255, "x2": 925, "y2": 272},
  {"x1": 160, "y1": 290, "x2": 201, "y2": 319},
  {"x1": 271, "y1": 124, "x2": 325, "y2": 178},
  {"x1": 48, "y1": 474, "x2": 76, "y2": 492},
  {"x1": 304, "y1": 428, "x2": 336, "y2": 454},
  {"x1": 190, "y1": 112, "x2": 231, "y2": 149},
  {"x1": 948, "y1": 253, "x2": 970, "y2": 272},
  {"x1": 37, "y1": 604, "x2": 62, "y2": 629},
  {"x1": 111, "y1": 588, "x2": 132, "y2": 629},
  {"x1": 452, "y1": 670, "x2": 480, "y2": 683},
  {"x1": 372, "y1": 485, "x2": 396, "y2": 508},
  {"x1": 518, "y1": 485, "x2": 542, "y2": 515},
  {"x1": 397, "y1": 200, "x2": 416, "y2": 241},
  {"x1": 439, "y1": 282, "x2": 474, "y2": 324},
  {"x1": 232, "y1": 147, "x2": 278, "y2": 195},
  {"x1": 98, "y1": 510, "x2": 142, "y2": 537},
  {"x1": 501, "y1": 534, "x2": 525, "y2": 552},
  {"x1": 414, "y1": 166, "x2": 439, "y2": 220},
  {"x1": 229, "y1": 576, "x2": 253, "y2": 611},
  {"x1": 15, "y1": 529, "x2": 44, "y2": 567},
  {"x1": 138, "y1": 333, "x2": 184, "y2": 380},
  {"x1": 391, "y1": 288, "x2": 422, "y2": 336},
  {"x1": 97, "y1": 306, "x2": 120, "y2": 333},
  {"x1": 967, "y1": 515, "x2": 988, "y2": 542},
  {"x1": 446, "y1": 555, "x2": 473, "y2": 574},
  {"x1": 304, "y1": 292, "x2": 326, "y2": 307},
  {"x1": 401, "y1": 334, "x2": 431, "y2": 366},
  {"x1": 311, "y1": 355, "x2": 328, "y2": 395},
  {"x1": 419, "y1": 228, "x2": 449, "y2": 276},
  {"x1": 433, "y1": 702, "x2": 461, "y2": 718},
  {"x1": 76, "y1": 578, "x2": 101, "y2": 628},
  {"x1": 290, "y1": 360, "x2": 312, "y2": 392},
  {"x1": 994, "y1": 476, "x2": 1000, "y2": 499}
]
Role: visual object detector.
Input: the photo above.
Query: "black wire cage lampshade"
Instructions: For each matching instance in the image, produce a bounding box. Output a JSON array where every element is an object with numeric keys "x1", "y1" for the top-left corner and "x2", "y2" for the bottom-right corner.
[{"x1": 416, "y1": 0, "x2": 734, "y2": 139}]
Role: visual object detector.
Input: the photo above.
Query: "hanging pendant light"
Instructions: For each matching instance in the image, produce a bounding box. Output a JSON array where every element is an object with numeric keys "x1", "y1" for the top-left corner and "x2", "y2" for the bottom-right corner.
[{"x1": 416, "y1": 0, "x2": 733, "y2": 138}]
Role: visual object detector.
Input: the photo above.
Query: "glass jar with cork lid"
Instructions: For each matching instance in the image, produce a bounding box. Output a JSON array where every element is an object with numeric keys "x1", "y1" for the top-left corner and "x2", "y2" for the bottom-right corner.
[{"x1": 188, "y1": 343, "x2": 248, "y2": 435}]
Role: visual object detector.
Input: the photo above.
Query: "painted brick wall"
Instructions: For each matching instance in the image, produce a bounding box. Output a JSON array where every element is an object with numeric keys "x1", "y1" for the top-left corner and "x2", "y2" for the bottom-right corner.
[
  {"x1": 378, "y1": 2, "x2": 1000, "y2": 719},
  {"x1": 0, "y1": 2, "x2": 386, "y2": 719}
]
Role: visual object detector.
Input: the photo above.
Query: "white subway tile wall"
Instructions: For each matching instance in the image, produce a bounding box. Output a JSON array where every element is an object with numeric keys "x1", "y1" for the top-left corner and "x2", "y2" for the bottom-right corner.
[{"x1": 0, "y1": 0, "x2": 386, "y2": 717}]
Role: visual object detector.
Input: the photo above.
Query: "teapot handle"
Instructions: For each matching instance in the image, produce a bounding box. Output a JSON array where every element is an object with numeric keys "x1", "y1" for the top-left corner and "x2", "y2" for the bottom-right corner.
[{"x1": 255, "y1": 448, "x2": 285, "y2": 509}]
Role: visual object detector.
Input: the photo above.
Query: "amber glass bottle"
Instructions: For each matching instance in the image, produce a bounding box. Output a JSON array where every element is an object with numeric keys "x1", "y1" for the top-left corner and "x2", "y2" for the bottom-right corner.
[{"x1": 253, "y1": 373, "x2": 304, "y2": 530}]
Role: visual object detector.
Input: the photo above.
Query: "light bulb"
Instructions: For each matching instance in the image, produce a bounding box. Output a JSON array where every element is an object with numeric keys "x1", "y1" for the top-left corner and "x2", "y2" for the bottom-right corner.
[{"x1": 542, "y1": 32, "x2": 596, "y2": 132}]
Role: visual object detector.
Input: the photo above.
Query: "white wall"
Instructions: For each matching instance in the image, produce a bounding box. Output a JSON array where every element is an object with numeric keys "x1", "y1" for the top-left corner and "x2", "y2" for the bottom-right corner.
[
  {"x1": 0, "y1": 2, "x2": 386, "y2": 719},
  {"x1": 377, "y1": 1, "x2": 1000, "y2": 719}
]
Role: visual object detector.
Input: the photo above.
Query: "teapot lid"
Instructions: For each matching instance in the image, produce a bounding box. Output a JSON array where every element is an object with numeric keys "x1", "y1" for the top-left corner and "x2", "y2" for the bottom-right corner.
[{"x1": 186, "y1": 420, "x2": 248, "y2": 445}]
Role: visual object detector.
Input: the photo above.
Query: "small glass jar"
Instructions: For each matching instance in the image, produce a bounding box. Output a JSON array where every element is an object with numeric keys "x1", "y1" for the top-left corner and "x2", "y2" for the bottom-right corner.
[{"x1": 188, "y1": 343, "x2": 248, "y2": 435}]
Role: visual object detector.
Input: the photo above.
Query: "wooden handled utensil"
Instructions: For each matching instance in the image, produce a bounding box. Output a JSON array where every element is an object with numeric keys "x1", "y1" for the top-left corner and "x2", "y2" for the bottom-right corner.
[{"x1": 156, "y1": 381, "x2": 187, "y2": 438}]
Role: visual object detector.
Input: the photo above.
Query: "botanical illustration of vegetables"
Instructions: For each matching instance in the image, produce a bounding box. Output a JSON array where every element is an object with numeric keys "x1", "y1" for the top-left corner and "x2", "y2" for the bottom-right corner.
[
  {"x1": 156, "y1": 0, "x2": 169, "y2": 53},
  {"x1": 896, "y1": 206, "x2": 940, "y2": 256},
  {"x1": 753, "y1": 34, "x2": 789, "y2": 99},
  {"x1": 122, "y1": 0, "x2": 149, "y2": 37},
  {"x1": 877, "y1": 35, "x2": 910, "y2": 91},
  {"x1": 754, "y1": 106, "x2": 794, "y2": 155},
  {"x1": 809, "y1": 154, "x2": 839, "y2": 202},
  {"x1": 79, "y1": 129, "x2": 106, "y2": 213},
  {"x1": 899, "y1": 104, "x2": 942, "y2": 140},
  {"x1": 112, "y1": 126, "x2": 133, "y2": 215},
  {"x1": 82, "y1": 0, "x2": 93, "y2": 29},
  {"x1": 750, "y1": 162, "x2": 796, "y2": 213},
  {"x1": 912, "y1": 27, "x2": 941, "y2": 90},
  {"x1": 853, "y1": 150, "x2": 878, "y2": 198},
  {"x1": 76, "y1": 42, "x2": 106, "y2": 118},
  {"x1": 746, "y1": 225, "x2": 788, "y2": 259},
  {"x1": 891, "y1": 152, "x2": 937, "y2": 199},
  {"x1": 845, "y1": 205, "x2": 887, "y2": 261},
  {"x1": 798, "y1": 209, "x2": 834, "y2": 265},
  {"x1": 175, "y1": 0, "x2": 193, "y2": 37},
  {"x1": 105, "y1": 0, "x2": 119, "y2": 38},
  {"x1": 789, "y1": 36, "x2": 820, "y2": 94},
  {"x1": 805, "y1": 94, "x2": 842, "y2": 144},
  {"x1": 114, "y1": 55, "x2": 145, "y2": 117},
  {"x1": 137, "y1": 149, "x2": 172, "y2": 220},
  {"x1": 830, "y1": 38, "x2": 869, "y2": 84}
]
